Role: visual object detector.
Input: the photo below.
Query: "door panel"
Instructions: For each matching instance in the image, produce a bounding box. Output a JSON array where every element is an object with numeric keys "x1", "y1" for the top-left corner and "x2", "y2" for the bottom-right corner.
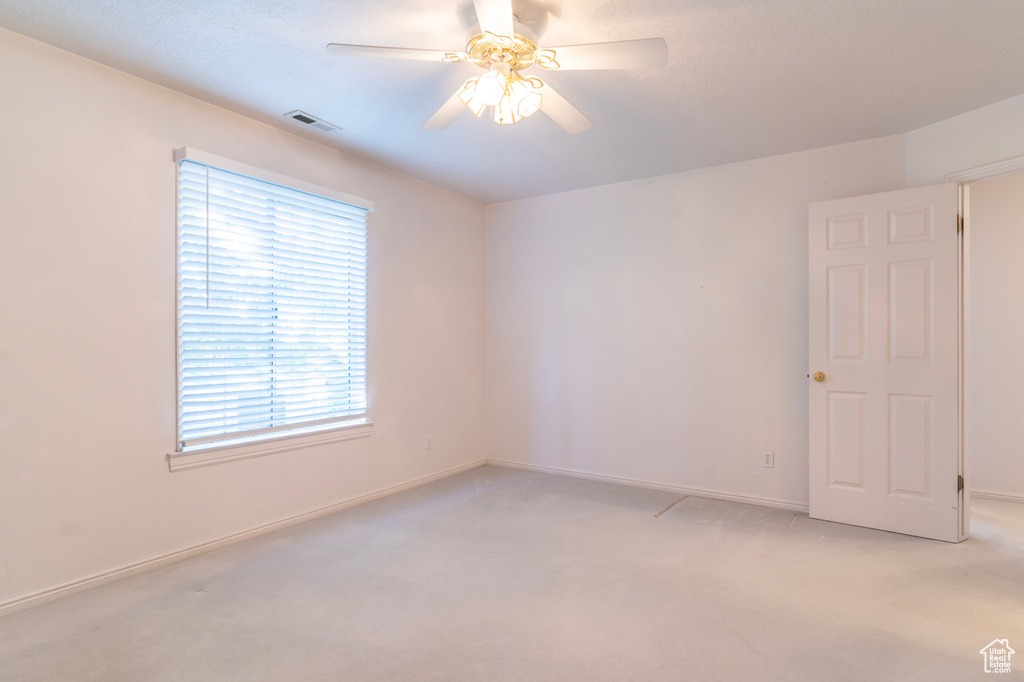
[
  {"x1": 828, "y1": 215, "x2": 867, "y2": 250},
  {"x1": 827, "y1": 392, "x2": 866, "y2": 488},
  {"x1": 888, "y1": 394, "x2": 931, "y2": 496},
  {"x1": 828, "y1": 265, "x2": 866, "y2": 360},
  {"x1": 889, "y1": 260, "x2": 932, "y2": 361},
  {"x1": 809, "y1": 183, "x2": 962, "y2": 542},
  {"x1": 888, "y1": 205, "x2": 934, "y2": 244}
]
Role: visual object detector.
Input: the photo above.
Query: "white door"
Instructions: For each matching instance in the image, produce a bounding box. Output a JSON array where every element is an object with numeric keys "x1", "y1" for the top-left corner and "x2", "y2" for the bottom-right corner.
[{"x1": 808, "y1": 183, "x2": 963, "y2": 542}]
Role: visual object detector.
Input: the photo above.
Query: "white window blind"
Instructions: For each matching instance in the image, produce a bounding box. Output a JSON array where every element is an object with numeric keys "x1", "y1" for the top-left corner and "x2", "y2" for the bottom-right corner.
[{"x1": 176, "y1": 154, "x2": 370, "y2": 449}]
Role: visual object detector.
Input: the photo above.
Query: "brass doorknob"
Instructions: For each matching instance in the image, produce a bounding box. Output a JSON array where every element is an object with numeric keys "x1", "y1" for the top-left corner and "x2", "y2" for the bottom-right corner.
[{"x1": 813, "y1": 371, "x2": 825, "y2": 382}]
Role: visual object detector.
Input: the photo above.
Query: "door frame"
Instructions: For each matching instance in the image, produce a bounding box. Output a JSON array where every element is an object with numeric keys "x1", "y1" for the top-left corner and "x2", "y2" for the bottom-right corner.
[{"x1": 947, "y1": 154, "x2": 1024, "y2": 540}]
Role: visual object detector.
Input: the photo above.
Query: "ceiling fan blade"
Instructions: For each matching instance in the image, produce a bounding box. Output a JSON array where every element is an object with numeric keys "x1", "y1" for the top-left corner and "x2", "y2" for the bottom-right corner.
[
  {"x1": 537, "y1": 82, "x2": 592, "y2": 135},
  {"x1": 540, "y1": 38, "x2": 668, "y2": 70},
  {"x1": 472, "y1": 0, "x2": 514, "y2": 38},
  {"x1": 326, "y1": 43, "x2": 463, "y2": 62},
  {"x1": 423, "y1": 87, "x2": 470, "y2": 130}
]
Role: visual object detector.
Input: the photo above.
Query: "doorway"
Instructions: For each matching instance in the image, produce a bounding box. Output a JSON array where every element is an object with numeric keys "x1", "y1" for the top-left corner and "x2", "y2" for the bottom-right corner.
[{"x1": 963, "y1": 170, "x2": 1024, "y2": 534}]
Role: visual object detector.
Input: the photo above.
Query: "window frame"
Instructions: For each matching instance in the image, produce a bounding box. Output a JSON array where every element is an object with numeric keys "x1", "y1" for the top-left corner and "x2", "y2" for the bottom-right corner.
[{"x1": 168, "y1": 148, "x2": 374, "y2": 470}]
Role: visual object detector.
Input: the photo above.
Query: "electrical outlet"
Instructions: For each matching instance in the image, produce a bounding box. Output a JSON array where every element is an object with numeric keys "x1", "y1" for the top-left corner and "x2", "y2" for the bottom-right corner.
[
  {"x1": 762, "y1": 450, "x2": 774, "y2": 468},
  {"x1": 425, "y1": 434, "x2": 433, "y2": 449}
]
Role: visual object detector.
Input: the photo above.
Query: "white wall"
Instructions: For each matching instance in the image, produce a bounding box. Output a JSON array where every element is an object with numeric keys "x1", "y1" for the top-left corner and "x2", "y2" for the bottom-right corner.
[
  {"x1": 0, "y1": 28, "x2": 485, "y2": 607},
  {"x1": 967, "y1": 172, "x2": 1024, "y2": 499},
  {"x1": 905, "y1": 93, "x2": 1024, "y2": 187},
  {"x1": 486, "y1": 137, "x2": 906, "y2": 507}
]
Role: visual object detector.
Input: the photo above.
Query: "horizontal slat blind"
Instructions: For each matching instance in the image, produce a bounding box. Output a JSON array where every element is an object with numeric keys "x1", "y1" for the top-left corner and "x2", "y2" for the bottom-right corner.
[{"x1": 177, "y1": 159, "x2": 369, "y2": 448}]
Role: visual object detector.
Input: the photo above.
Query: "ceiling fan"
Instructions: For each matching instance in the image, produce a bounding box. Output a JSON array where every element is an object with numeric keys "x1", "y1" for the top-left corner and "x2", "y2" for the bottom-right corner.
[{"x1": 326, "y1": 0, "x2": 668, "y2": 134}]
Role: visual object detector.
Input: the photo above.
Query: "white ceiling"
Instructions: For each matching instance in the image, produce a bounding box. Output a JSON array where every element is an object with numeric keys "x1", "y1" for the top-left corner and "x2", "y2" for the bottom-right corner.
[{"x1": 2, "y1": 0, "x2": 1024, "y2": 203}]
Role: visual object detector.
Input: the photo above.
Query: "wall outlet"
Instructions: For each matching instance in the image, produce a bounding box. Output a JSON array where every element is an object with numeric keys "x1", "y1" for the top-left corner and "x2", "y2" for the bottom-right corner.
[
  {"x1": 425, "y1": 434, "x2": 433, "y2": 449},
  {"x1": 762, "y1": 450, "x2": 774, "y2": 468}
]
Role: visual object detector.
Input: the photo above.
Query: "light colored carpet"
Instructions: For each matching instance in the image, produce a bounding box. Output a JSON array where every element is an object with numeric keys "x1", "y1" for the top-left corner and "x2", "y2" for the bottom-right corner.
[{"x1": 1, "y1": 465, "x2": 1022, "y2": 681}]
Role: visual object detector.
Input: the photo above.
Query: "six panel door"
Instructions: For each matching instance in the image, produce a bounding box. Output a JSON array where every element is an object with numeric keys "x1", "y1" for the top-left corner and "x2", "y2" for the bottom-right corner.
[{"x1": 808, "y1": 183, "x2": 962, "y2": 542}]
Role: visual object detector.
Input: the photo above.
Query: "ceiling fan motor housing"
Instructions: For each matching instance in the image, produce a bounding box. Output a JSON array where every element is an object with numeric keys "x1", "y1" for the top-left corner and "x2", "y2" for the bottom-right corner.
[{"x1": 466, "y1": 21, "x2": 539, "y2": 71}]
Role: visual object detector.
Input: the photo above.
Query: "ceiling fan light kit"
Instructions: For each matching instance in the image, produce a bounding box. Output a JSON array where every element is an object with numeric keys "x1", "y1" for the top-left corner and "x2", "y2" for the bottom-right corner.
[
  {"x1": 458, "y1": 60, "x2": 545, "y2": 125},
  {"x1": 326, "y1": 0, "x2": 667, "y2": 133}
]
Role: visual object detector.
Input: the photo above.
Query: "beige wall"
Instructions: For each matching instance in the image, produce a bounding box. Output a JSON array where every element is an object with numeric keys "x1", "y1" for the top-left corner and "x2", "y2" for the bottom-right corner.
[
  {"x1": 905, "y1": 93, "x2": 1024, "y2": 187},
  {"x1": 0, "y1": 28, "x2": 486, "y2": 607},
  {"x1": 485, "y1": 137, "x2": 906, "y2": 507},
  {"x1": 968, "y1": 172, "x2": 1024, "y2": 498}
]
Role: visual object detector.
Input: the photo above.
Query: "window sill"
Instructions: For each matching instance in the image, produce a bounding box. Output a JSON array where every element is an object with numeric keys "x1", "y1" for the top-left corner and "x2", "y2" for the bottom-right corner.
[{"x1": 166, "y1": 421, "x2": 373, "y2": 472}]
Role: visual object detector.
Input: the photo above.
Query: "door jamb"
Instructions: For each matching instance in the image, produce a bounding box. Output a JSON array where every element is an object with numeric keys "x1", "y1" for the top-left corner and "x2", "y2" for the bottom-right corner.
[
  {"x1": 946, "y1": 154, "x2": 1024, "y2": 541},
  {"x1": 958, "y1": 183, "x2": 969, "y2": 541}
]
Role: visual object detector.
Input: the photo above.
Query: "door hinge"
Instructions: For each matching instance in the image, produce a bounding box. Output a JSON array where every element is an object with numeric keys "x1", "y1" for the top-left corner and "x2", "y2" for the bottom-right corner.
[
  {"x1": 957, "y1": 214, "x2": 963, "y2": 233},
  {"x1": 958, "y1": 474, "x2": 964, "y2": 493}
]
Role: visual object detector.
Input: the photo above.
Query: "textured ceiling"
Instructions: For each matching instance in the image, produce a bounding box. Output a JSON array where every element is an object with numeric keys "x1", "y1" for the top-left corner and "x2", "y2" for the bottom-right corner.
[{"x1": 2, "y1": 0, "x2": 1024, "y2": 203}]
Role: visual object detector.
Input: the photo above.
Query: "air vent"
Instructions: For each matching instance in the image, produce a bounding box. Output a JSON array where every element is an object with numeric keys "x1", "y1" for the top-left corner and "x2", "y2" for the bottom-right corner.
[{"x1": 284, "y1": 110, "x2": 341, "y2": 133}]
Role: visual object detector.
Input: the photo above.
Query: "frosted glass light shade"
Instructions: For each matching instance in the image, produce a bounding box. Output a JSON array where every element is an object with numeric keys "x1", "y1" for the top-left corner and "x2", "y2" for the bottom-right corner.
[
  {"x1": 458, "y1": 80, "x2": 486, "y2": 117},
  {"x1": 475, "y1": 71, "x2": 507, "y2": 107},
  {"x1": 519, "y1": 91, "x2": 543, "y2": 117},
  {"x1": 508, "y1": 78, "x2": 543, "y2": 118}
]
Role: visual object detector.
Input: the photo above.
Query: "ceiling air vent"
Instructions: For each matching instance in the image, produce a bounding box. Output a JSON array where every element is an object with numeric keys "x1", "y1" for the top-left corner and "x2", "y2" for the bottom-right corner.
[{"x1": 284, "y1": 110, "x2": 341, "y2": 133}]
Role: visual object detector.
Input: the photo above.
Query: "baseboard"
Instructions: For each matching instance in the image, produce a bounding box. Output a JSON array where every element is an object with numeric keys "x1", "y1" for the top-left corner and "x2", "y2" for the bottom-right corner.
[
  {"x1": 971, "y1": 489, "x2": 1024, "y2": 504},
  {"x1": 486, "y1": 459, "x2": 810, "y2": 513},
  {"x1": 0, "y1": 458, "x2": 487, "y2": 616}
]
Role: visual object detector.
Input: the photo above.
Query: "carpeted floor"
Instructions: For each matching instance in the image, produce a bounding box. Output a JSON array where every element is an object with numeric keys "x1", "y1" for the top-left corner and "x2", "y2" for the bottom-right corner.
[{"x1": 1, "y1": 464, "x2": 1022, "y2": 681}]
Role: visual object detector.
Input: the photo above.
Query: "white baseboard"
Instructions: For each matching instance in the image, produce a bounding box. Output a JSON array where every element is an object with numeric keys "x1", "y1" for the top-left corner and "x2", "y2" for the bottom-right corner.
[
  {"x1": 486, "y1": 459, "x2": 809, "y2": 513},
  {"x1": 0, "y1": 459, "x2": 486, "y2": 616},
  {"x1": 971, "y1": 489, "x2": 1024, "y2": 504}
]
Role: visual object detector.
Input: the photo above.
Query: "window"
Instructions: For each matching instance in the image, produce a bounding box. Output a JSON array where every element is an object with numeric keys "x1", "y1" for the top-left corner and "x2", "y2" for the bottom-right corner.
[{"x1": 175, "y1": 149, "x2": 371, "y2": 452}]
